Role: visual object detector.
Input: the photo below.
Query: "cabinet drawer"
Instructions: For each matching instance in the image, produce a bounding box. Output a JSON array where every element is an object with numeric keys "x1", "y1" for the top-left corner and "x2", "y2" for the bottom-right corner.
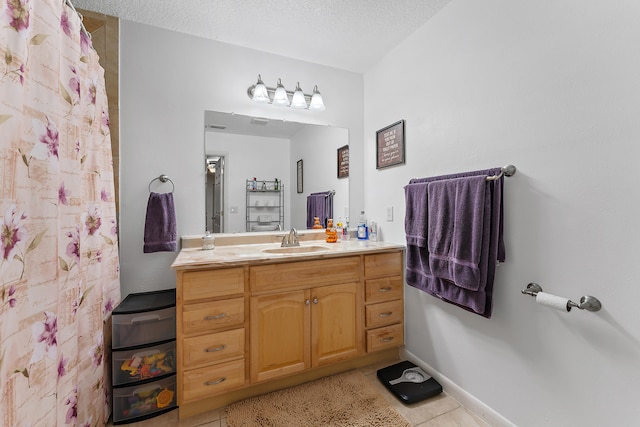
[
  {"x1": 364, "y1": 251, "x2": 403, "y2": 279},
  {"x1": 365, "y1": 299, "x2": 403, "y2": 329},
  {"x1": 182, "y1": 358, "x2": 245, "y2": 402},
  {"x1": 182, "y1": 268, "x2": 244, "y2": 302},
  {"x1": 250, "y1": 256, "x2": 359, "y2": 293},
  {"x1": 365, "y1": 276, "x2": 403, "y2": 303},
  {"x1": 366, "y1": 323, "x2": 404, "y2": 352},
  {"x1": 113, "y1": 374, "x2": 177, "y2": 423},
  {"x1": 112, "y1": 306, "x2": 176, "y2": 349},
  {"x1": 182, "y1": 297, "x2": 244, "y2": 334},
  {"x1": 183, "y1": 328, "x2": 245, "y2": 368},
  {"x1": 112, "y1": 340, "x2": 176, "y2": 386}
]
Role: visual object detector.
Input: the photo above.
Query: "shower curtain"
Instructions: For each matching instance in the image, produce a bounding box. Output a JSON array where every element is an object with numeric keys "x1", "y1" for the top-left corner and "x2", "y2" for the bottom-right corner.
[{"x1": 0, "y1": 0, "x2": 121, "y2": 425}]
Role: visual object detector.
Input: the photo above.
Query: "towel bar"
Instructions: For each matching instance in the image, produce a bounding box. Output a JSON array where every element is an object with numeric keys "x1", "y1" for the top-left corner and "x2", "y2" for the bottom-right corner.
[
  {"x1": 521, "y1": 283, "x2": 602, "y2": 312},
  {"x1": 486, "y1": 165, "x2": 517, "y2": 181}
]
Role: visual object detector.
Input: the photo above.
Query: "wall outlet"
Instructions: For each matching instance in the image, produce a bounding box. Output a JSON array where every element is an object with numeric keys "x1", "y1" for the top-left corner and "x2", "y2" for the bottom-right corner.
[{"x1": 386, "y1": 206, "x2": 393, "y2": 221}]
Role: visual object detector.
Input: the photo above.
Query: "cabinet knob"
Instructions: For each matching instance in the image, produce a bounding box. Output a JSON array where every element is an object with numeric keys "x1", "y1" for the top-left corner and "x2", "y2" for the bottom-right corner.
[
  {"x1": 312, "y1": 297, "x2": 319, "y2": 304},
  {"x1": 305, "y1": 299, "x2": 311, "y2": 305},
  {"x1": 205, "y1": 344, "x2": 227, "y2": 353},
  {"x1": 204, "y1": 377, "x2": 227, "y2": 386},
  {"x1": 205, "y1": 312, "x2": 227, "y2": 321}
]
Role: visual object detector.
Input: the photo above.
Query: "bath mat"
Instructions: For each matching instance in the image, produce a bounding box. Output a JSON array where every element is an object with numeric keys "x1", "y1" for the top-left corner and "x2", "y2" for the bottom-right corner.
[{"x1": 226, "y1": 370, "x2": 411, "y2": 427}]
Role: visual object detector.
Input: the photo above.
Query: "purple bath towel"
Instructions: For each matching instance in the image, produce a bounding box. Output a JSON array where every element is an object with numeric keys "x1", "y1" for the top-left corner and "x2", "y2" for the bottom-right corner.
[
  {"x1": 404, "y1": 168, "x2": 505, "y2": 318},
  {"x1": 306, "y1": 191, "x2": 333, "y2": 228},
  {"x1": 427, "y1": 176, "x2": 488, "y2": 291},
  {"x1": 143, "y1": 192, "x2": 177, "y2": 253}
]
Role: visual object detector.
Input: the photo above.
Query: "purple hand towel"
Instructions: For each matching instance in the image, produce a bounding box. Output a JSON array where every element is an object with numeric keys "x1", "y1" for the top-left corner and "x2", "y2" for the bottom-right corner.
[
  {"x1": 143, "y1": 192, "x2": 177, "y2": 253},
  {"x1": 427, "y1": 176, "x2": 488, "y2": 291}
]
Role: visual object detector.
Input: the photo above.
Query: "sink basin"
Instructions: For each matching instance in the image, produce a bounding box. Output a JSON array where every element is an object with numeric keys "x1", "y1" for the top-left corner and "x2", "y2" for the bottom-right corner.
[{"x1": 262, "y1": 245, "x2": 329, "y2": 255}]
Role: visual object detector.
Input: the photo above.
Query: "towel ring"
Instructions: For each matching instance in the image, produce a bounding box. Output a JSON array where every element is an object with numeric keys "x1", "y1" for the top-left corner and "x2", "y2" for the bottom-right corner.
[{"x1": 148, "y1": 174, "x2": 175, "y2": 193}]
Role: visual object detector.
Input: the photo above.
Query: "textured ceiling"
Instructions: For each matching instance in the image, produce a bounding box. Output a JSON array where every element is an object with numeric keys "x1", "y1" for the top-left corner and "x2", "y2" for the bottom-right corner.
[{"x1": 72, "y1": 0, "x2": 451, "y2": 73}]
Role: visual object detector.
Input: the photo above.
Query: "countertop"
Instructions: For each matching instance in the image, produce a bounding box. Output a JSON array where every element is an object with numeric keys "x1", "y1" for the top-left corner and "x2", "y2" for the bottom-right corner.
[{"x1": 171, "y1": 238, "x2": 405, "y2": 270}]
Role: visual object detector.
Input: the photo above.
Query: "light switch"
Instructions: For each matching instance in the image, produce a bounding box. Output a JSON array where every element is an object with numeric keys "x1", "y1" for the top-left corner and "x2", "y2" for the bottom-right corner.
[{"x1": 386, "y1": 206, "x2": 393, "y2": 222}]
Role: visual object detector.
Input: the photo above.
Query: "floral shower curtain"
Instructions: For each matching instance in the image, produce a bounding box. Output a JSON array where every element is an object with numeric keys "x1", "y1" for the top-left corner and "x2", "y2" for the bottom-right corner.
[{"x1": 0, "y1": 0, "x2": 121, "y2": 425}]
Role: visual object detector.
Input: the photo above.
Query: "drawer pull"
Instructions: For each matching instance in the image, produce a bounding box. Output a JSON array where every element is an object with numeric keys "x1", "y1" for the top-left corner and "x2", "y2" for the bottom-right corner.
[
  {"x1": 378, "y1": 287, "x2": 392, "y2": 293},
  {"x1": 205, "y1": 344, "x2": 227, "y2": 353},
  {"x1": 205, "y1": 312, "x2": 227, "y2": 321},
  {"x1": 204, "y1": 376, "x2": 227, "y2": 386},
  {"x1": 378, "y1": 311, "x2": 393, "y2": 317},
  {"x1": 380, "y1": 337, "x2": 395, "y2": 343}
]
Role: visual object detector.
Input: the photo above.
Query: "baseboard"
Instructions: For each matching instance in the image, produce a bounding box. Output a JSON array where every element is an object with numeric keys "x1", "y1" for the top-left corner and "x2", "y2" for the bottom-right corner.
[{"x1": 400, "y1": 348, "x2": 516, "y2": 427}]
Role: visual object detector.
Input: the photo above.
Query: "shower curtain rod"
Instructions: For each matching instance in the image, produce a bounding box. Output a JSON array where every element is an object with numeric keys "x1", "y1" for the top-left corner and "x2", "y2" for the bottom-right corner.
[{"x1": 64, "y1": 0, "x2": 91, "y2": 40}]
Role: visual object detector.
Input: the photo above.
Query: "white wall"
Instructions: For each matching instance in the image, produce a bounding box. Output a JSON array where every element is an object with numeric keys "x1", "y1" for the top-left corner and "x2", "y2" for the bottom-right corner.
[
  {"x1": 205, "y1": 132, "x2": 290, "y2": 233},
  {"x1": 364, "y1": 1, "x2": 640, "y2": 426},
  {"x1": 290, "y1": 125, "x2": 350, "y2": 229},
  {"x1": 119, "y1": 21, "x2": 363, "y2": 296}
]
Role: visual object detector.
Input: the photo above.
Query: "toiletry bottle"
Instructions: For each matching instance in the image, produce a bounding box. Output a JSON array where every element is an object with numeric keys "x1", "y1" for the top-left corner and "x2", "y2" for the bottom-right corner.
[
  {"x1": 343, "y1": 216, "x2": 350, "y2": 240},
  {"x1": 202, "y1": 230, "x2": 215, "y2": 250},
  {"x1": 252, "y1": 177, "x2": 257, "y2": 190},
  {"x1": 274, "y1": 178, "x2": 279, "y2": 191},
  {"x1": 312, "y1": 217, "x2": 323, "y2": 229},
  {"x1": 357, "y1": 211, "x2": 368, "y2": 240},
  {"x1": 369, "y1": 221, "x2": 378, "y2": 242},
  {"x1": 336, "y1": 217, "x2": 344, "y2": 240},
  {"x1": 326, "y1": 218, "x2": 338, "y2": 243},
  {"x1": 262, "y1": 180, "x2": 267, "y2": 191}
]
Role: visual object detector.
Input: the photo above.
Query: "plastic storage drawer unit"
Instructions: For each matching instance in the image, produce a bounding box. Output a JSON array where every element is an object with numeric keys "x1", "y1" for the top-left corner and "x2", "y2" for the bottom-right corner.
[
  {"x1": 112, "y1": 289, "x2": 176, "y2": 349},
  {"x1": 112, "y1": 339, "x2": 176, "y2": 386},
  {"x1": 112, "y1": 374, "x2": 177, "y2": 423}
]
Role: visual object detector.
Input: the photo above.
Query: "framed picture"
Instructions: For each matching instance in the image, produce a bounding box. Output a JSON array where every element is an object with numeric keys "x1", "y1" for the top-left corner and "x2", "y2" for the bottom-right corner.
[
  {"x1": 296, "y1": 159, "x2": 303, "y2": 193},
  {"x1": 376, "y1": 120, "x2": 405, "y2": 169},
  {"x1": 337, "y1": 145, "x2": 349, "y2": 178}
]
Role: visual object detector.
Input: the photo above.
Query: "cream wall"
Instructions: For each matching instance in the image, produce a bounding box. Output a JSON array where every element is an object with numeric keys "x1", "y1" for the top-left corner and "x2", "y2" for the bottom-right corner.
[
  {"x1": 119, "y1": 21, "x2": 364, "y2": 296},
  {"x1": 363, "y1": 1, "x2": 640, "y2": 426}
]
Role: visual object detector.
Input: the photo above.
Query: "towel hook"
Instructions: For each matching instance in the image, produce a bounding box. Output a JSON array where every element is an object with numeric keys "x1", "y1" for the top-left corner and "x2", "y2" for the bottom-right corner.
[{"x1": 148, "y1": 174, "x2": 175, "y2": 193}]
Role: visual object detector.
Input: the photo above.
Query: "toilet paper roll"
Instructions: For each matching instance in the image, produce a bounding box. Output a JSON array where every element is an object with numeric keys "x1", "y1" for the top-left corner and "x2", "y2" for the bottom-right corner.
[{"x1": 536, "y1": 292, "x2": 571, "y2": 312}]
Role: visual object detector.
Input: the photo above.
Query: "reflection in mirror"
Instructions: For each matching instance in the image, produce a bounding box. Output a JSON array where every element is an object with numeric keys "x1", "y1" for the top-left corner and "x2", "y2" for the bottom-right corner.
[{"x1": 204, "y1": 111, "x2": 349, "y2": 234}]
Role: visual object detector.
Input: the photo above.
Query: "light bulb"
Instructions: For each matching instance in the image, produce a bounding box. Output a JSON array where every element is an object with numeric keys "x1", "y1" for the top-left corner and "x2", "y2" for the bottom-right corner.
[
  {"x1": 308, "y1": 85, "x2": 325, "y2": 111},
  {"x1": 290, "y1": 82, "x2": 308, "y2": 109},
  {"x1": 273, "y1": 78, "x2": 289, "y2": 106},
  {"x1": 252, "y1": 74, "x2": 270, "y2": 103}
]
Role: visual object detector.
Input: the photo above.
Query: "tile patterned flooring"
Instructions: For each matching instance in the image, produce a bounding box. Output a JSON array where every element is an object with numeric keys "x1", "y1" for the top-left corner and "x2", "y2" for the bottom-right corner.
[{"x1": 109, "y1": 360, "x2": 489, "y2": 427}]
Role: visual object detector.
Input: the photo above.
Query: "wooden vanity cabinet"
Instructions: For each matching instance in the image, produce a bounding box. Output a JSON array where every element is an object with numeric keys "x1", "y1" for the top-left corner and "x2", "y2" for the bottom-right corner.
[
  {"x1": 174, "y1": 248, "x2": 404, "y2": 418},
  {"x1": 249, "y1": 257, "x2": 362, "y2": 383}
]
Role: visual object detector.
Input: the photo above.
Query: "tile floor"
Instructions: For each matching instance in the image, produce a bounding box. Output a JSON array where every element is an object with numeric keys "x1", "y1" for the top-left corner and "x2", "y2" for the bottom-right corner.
[{"x1": 109, "y1": 360, "x2": 489, "y2": 427}]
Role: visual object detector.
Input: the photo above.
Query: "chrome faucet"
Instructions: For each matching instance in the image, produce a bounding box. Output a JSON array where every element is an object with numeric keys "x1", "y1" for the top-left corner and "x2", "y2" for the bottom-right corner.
[{"x1": 281, "y1": 227, "x2": 300, "y2": 247}]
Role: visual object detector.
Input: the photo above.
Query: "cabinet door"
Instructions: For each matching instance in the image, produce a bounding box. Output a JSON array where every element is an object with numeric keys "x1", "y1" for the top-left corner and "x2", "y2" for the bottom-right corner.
[
  {"x1": 311, "y1": 282, "x2": 362, "y2": 367},
  {"x1": 250, "y1": 290, "x2": 310, "y2": 383}
]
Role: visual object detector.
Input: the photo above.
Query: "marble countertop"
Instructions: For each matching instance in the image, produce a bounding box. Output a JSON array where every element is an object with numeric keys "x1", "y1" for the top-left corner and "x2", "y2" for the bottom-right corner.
[{"x1": 171, "y1": 238, "x2": 405, "y2": 270}]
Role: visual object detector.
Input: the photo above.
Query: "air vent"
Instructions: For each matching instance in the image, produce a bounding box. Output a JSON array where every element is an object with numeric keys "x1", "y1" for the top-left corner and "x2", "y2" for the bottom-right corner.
[{"x1": 251, "y1": 117, "x2": 269, "y2": 126}]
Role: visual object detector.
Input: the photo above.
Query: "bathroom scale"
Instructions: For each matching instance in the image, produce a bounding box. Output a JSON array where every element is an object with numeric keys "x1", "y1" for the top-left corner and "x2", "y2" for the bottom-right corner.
[{"x1": 377, "y1": 360, "x2": 442, "y2": 404}]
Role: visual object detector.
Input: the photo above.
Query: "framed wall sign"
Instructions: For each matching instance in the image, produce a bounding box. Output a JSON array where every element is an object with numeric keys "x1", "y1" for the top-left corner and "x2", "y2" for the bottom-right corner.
[
  {"x1": 296, "y1": 159, "x2": 303, "y2": 193},
  {"x1": 337, "y1": 144, "x2": 349, "y2": 178},
  {"x1": 376, "y1": 120, "x2": 405, "y2": 169}
]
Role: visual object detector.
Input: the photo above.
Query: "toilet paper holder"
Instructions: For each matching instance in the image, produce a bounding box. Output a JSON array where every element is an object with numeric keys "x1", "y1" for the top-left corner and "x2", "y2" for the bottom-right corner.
[{"x1": 521, "y1": 283, "x2": 602, "y2": 312}]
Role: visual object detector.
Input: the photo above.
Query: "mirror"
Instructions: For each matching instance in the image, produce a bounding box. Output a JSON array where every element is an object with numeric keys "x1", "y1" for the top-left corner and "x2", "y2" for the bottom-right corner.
[{"x1": 204, "y1": 111, "x2": 349, "y2": 234}]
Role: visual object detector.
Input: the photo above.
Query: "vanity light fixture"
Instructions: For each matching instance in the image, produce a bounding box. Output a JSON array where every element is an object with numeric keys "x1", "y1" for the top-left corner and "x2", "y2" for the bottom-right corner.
[{"x1": 247, "y1": 74, "x2": 325, "y2": 111}]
